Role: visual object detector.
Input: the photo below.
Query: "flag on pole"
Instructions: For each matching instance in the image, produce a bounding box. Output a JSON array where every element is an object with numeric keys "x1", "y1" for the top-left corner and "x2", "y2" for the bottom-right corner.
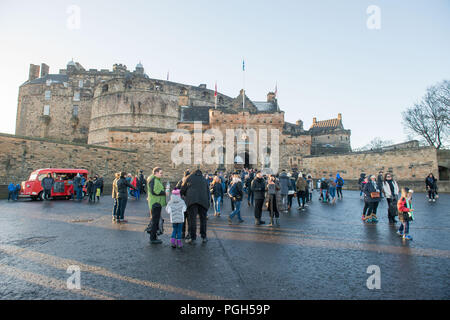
[
  {"x1": 214, "y1": 81, "x2": 217, "y2": 109},
  {"x1": 242, "y1": 59, "x2": 245, "y2": 110},
  {"x1": 167, "y1": 70, "x2": 169, "y2": 81},
  {"x1": 275, "y1": 82, "x2": 278, "y2": 98}
]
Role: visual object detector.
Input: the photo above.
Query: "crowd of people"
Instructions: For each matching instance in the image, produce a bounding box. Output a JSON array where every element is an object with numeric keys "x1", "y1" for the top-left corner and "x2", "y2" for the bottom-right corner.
[
  {"x1": 6, "y1": 166, "x2": 441, "y2": 244},
  {"x1": 125, "y1": 167, "x2": 353, "y2": 247}
]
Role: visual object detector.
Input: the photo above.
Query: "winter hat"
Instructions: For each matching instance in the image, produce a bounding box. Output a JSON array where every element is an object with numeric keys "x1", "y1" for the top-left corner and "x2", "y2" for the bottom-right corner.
[{"x1": 172, "y1": 189, "x2": 180, "y2": 196}]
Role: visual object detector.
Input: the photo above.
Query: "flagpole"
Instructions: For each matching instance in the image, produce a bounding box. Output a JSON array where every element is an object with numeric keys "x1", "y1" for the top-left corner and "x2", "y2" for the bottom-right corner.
[
  {"x1": 214, "y1": 81, "x2": 217, "y2": 109},
  {"x1": 243, "y1": 60, "x2": 245, "y2": 110}
]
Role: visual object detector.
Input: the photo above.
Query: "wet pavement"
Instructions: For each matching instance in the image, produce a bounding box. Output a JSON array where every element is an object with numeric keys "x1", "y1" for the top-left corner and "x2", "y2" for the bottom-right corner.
[{"x1": 0, "y1": 191, "x2": 449, "y2": 300}]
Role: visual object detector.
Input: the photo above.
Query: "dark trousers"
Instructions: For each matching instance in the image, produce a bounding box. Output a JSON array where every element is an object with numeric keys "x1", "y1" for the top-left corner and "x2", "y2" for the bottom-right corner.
[
  {"x1": 112, "y1": 198, "x2": 118, "y2": 218},
  {"x1": 363, "y1": 201, "x2": 370, "y2": 216},
  {"x1": 89, "y1": 192, "x2": 95, "y2": 202},
  {"x1": 297, "y1": 191, "x2": 306, "y2": 208},
  {"x1": 75, "y1": 188, "x2": 82, "y2": 200},
  {"x1": 428, "y1": 190, "x2": 436, "y2": 199},
  {"x1": 117, "y1": 197, "x2": 128, "y2": 219},
  {"x1": 187, "y1": 204, "x2": 208, "y2": 240},
  {"x1": 254, "y1": 199, "x2": 264, "y2": 220},
  {"x1": 386, "y1": 198, "x2": 397, "y2": 223},
  {"x1": 44, "y1": 189, "x2": 51, "y2": 200},
  {"x1": 149, "y1": 203, "x2": 162, "y2": 241},
  {"x1": 182, "y1": 210, "x2": 189, "y2": 238},
  {"x1": 268, "y1": 194, "x2": 279, "y2": 218},
  {"x1": 368, "y1": 201, "x2": 379, "y2": 215},
  {"x1": 337, "y1": 187, "x2": 343, "y2": 198},
  {"x1": 230, "y1": 197, "x2": 235, "y2": 211}
]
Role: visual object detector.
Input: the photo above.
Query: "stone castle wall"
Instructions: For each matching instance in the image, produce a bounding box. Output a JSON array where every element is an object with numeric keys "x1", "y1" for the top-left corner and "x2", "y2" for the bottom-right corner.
[
  {"x1": 0, "y1": 133, "x2": 139, "y2": 186},
  {"x1": 0, "y1": 133, "x2": 448, "y2": 199},
  {"x1": 15, "y1": 82, "x2": 92, "y2": 143},
  {"x1": 16, "y1": 64, "x2": 235, "y2": 145},
  {"x1": 302, "y1": 147, "x2": 440, "y2": 181}
]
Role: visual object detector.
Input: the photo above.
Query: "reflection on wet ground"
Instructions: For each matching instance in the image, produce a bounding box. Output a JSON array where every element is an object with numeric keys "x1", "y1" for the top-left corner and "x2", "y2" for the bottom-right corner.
[{"x1": 0, "y1": 191, "x2": 448, "y2": 299}]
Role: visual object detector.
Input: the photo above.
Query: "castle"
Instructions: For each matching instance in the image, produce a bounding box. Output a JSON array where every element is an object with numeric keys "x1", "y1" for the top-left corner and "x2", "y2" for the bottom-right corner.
[
  {"x1": 15, "y1": 60, "x2": 351, "y2": 175},
  {"x1": 1, "y1": 60, "x2": 445, "y2": 194}
]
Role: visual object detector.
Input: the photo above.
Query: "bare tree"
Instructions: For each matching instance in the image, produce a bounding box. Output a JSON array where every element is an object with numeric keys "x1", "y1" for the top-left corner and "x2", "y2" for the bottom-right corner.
[
  {"x1": 354, "y1": 137, "x2": 394, "y2": 151},
  {"x1": 402, "y1": 80, "x2": 450, "y2": 149}
]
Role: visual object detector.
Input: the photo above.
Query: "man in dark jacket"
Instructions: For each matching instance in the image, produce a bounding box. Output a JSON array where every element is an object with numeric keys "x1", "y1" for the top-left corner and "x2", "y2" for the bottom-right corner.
[
  {"x1": 41, "y1": 173, "x2": 54, "y2": 200},
  {"x1": 251, "y1": 171, "x2": 266, "y2": 225},
  {"x1": 180, "y1": 168, "x2": 210, "y2": 244},
  {"x1": 116, "y1": 172, "x2": 136, "y2": 223},
  {"x1": 139, "y1": 170, "x2": 146, "y2": 195},
  {"x1": 97, "y1": 175, "x2": 104, "y2": 195},
  {"x1": 73, "y1": 174, "x2": 83, "y2": 201},
  {"x1": 377, "y1": 171, "x2": 384, "y2": 198}
]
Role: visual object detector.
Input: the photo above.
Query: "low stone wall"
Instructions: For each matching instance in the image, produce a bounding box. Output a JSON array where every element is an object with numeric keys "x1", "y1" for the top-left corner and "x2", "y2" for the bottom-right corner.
[
  {"x1": 0, "y1": 133, "x2": 139, "y2": 195},
  {"x1": 302, "y1": 147, "x2": 440, "y2": 182},
  {"x1": 339, "y1": 180, "x2": 450, "y2": 193}
]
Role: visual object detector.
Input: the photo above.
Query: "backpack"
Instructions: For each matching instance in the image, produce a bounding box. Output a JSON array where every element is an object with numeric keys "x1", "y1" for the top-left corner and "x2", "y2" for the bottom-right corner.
[
  {"x1": 337, "y1": 177, "x2": 344, "y2": 187},
  {"x1": 320, "y1": 180, "x2": 328, "y2": 189}
]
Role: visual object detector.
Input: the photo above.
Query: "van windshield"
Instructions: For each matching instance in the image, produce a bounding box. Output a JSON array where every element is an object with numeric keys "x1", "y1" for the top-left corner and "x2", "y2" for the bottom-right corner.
[{"x1": 29, "y1": 174, "x2": 38, "y2": 181}]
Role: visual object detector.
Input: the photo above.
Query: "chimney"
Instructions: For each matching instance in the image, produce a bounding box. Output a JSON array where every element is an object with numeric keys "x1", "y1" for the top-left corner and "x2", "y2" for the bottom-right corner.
[
  {"x1": 337, "y1": 113, "x2": 342, "y2": 121},
  {"x1": 267, "y1": 92, "x2": 276, "y2": 102},
  {"x1": 28, "y1": 64, "x2": 40, "y2": 81},
  {"x1": 40, "y1": 63, "x2": 49, "y2": 77},
  {"x1": 313, "y1": 117, "x2": 317, "y2": 124},
  {"x1": 296, "y1": 120, "x2": 303, "y2": 130}
]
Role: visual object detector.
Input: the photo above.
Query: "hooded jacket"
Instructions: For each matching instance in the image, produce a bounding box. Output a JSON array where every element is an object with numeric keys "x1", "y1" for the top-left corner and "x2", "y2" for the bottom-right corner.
[
  {"x1": 335, "y1": 174, "x2": 344, "y2": 187},
  {"x1": 8, "y1": 183, "x2": 15, "y2": 192},
  {"x1": 251, "y1": 177, "x2": 266, "y2": 200},
  {"x1": 180, "y1": 169, "x2": 210, "y2": 210},
  {"x1": 296, "y1": 176, "x2": 307, "y2": 192},
  {"x1": 279, "y1": 172, "x2": 289, "y2": 195},
  {"x1": 166, "y1": 194, "x2": 187, "y2": 224}
]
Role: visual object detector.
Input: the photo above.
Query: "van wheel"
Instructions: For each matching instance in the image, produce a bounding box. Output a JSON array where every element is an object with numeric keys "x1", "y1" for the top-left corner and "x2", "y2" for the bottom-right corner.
[
  {"x1": 38, "y1": 192, "x2": 44, "y2": 201},
  {"x1": 31, "y1": 196, "x2": 37, "y2": 201}
]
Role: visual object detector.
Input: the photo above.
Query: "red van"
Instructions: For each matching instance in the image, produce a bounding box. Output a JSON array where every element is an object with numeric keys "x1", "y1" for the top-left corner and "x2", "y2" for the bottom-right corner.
[{"x1": 20, "y1": 168, "x2": 89, "y2": 201}]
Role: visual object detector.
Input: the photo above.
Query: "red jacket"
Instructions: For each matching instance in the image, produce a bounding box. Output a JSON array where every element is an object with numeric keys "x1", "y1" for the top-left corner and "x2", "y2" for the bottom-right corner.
[{"x1": 397, "y1": 197, "x2": 411, "y2": 222}]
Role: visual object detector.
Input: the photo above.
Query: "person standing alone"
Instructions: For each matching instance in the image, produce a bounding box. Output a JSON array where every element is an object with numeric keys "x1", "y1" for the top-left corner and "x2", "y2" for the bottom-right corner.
[
  {"x1": 41, "y1": 173, "x2": 54, "y2": 200},
  {"x1": 251, "y1": 171, "x2": 266, "y2": 225}
]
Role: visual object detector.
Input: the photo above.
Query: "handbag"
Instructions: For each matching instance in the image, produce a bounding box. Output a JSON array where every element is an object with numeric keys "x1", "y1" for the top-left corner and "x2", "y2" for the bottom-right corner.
[{"x1": 370, "y1": 192, "x2": 380, "y2": 198}]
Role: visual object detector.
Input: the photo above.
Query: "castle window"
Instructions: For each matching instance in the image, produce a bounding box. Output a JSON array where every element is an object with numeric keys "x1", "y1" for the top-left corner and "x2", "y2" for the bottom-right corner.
[
  {"x1": 46, "y1": 79, "x2": 52, "y2": 86},
  {"x1": 43, "y1": 105, "x2": 50, "y2": 116},
  {"x1": 73, "y1": 92, "x2": 80, "y2": 101},
  {"x1": 102, "y1": 84, "x2": 108, "y2": 93},
  {"x1": 63, "y1": 82, "x2": 68, "y2": 88},
  {"x1": 218, "y1": 96, "x2": 224, "y2": 104},
  {"x1": 45, "y1": 90, "x2": 51, "y2": 100},
  {"x1": 72, "y1": 105, "x2": 79, "y2": 116},
  {"x1": 78, "y1": 80, "x2": 83, "y2": 88}
]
